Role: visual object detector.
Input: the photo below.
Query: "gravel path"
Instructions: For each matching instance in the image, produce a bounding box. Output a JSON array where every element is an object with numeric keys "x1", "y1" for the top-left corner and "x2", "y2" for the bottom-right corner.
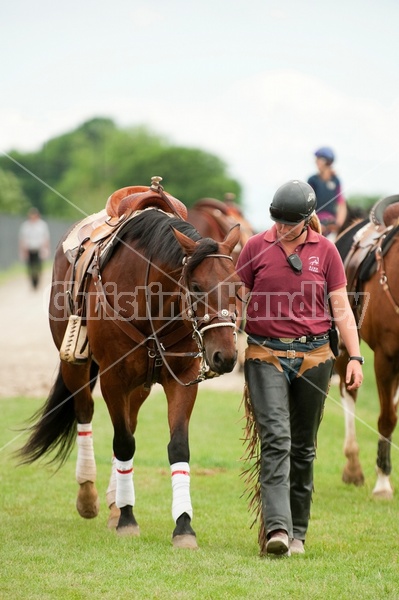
[{"x1": 0, "y1": 269, "x2": 245, "y2": 398}]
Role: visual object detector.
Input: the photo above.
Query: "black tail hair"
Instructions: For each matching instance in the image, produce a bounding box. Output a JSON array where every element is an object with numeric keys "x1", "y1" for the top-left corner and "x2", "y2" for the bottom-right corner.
[{"x1": 17, "y1": 365, "x2": 77, "y2": 467}]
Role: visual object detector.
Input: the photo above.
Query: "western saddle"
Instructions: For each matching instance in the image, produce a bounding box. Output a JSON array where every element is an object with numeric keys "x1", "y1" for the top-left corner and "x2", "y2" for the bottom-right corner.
[
  {"x1": 59, "y1": 177, "x2": 188, "y2": 364},
  {"x1": 336, "y1": 194, "x2": 399, "y2": 319}
]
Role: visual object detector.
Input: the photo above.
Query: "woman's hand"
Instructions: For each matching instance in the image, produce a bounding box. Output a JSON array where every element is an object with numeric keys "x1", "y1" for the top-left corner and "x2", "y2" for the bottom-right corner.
[{"x1": 346, "y1": 361, "x2": 363, "y2": 390}]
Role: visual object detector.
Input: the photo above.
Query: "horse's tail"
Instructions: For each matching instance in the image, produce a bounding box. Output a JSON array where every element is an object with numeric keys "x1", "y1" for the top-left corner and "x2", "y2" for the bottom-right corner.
[{"x1": 17, "y1": 365, "x2": 78, "y2": 467}]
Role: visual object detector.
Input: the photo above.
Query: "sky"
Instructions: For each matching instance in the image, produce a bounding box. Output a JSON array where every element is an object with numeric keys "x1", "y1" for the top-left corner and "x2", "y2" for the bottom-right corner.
[{"x1": 2, "y1": 0, "x2": 399, "y2": 229}]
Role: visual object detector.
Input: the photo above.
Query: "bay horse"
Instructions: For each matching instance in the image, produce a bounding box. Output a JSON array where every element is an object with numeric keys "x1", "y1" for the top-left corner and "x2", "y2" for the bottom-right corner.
[
  {"x1": 187, "y1": 196, "x2": 255, "y2": 265},
  {"x1": 18, "y1": 181, "x2": 241, "y2": 548},
  {"x1": 335, "y1": 195, "x2": 399, "y2": 499}
]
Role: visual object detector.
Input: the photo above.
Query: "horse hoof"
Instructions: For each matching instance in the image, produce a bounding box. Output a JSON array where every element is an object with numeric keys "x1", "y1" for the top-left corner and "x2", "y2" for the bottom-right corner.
[
  {"x1": 116, "y1": 524, "x2": 140, "y2": 537},
  {"x1": 172, "y1": 534, "x2": 198, "y2": 549},
  {"x1": 342, "y1": 471, "x2": 365, "y2": 487},
  {"x1": 372, "y1": 489, "x2": 394, "y2": 500},
  {"x1": 107, "y1": 503, "x2": 121, "y2": 529},
  {"x1": 76, "y1": 481, "x2": 100, "y2": 518}
]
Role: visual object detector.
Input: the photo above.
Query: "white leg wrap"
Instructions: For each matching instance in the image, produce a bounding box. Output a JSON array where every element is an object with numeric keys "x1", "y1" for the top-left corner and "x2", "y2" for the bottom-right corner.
[
  {"x1": 106, "y1": 455, "x2": 117, "y2": 508},
  {"x1": 171, "y1": 462, "x2": 193, "y2": 522},
  {"x1": 76, "y1": 423, "x2": 96, "y2": 484},
  {"x1": 115, "y1": 458, "x2": 135, "y2": 508}
]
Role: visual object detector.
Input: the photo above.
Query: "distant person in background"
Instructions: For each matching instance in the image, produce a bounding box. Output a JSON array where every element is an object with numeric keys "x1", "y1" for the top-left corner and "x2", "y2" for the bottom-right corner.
[
  {"x1": 307, "y1": 147, "x2": 347, "y2": 240},
  {"x1": 19, "y1": 207, "x2": 50, "y2": 289}
]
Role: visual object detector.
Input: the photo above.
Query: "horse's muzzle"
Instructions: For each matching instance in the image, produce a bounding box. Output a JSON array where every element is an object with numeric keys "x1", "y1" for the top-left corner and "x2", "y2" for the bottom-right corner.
[{"x1": 206, "y1": 348, "x2": 238, "y2": 375}]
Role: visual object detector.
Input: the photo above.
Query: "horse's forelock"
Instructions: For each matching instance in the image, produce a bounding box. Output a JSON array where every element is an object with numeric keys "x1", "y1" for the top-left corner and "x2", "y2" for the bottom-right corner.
[{"x1": 187, "y1": 238, "x2": 219, "y2": 276}]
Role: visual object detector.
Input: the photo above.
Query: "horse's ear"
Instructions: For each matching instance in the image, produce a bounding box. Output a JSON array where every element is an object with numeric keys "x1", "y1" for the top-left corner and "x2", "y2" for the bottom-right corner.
[
  {"x1": 219, "y1": 224, "x2": 241, "y2": 256},
  {"x1": 171, "y1": 227, "x2": 199, "y2": 256}
]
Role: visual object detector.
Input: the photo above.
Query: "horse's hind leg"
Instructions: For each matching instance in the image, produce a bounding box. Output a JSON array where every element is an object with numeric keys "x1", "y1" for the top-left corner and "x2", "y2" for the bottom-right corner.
[
  {"x1": 106, "y1": 455, "x2": 122, "y2": 529},
  {"x1": 61, "y1": 361, "x2": 99, "y2": 518},
  {"x1": 372, "y1": 352, "x2": 399, "y2": 499}
]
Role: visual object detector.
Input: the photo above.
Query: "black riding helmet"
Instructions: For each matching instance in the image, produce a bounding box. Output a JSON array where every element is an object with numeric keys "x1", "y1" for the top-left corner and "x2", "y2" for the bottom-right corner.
[{"x1": 270, "y1": 180, "x2": 317, "y2": 225}]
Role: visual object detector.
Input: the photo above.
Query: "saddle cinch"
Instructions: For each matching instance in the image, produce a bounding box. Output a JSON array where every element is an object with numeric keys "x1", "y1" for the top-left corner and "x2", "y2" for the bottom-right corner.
[
  {"x1": 59, "y1": 177, "x2": 188, "y2": 364},
  {"x1": 336, "y1": 194, "x2": 399, "y2": 320}
]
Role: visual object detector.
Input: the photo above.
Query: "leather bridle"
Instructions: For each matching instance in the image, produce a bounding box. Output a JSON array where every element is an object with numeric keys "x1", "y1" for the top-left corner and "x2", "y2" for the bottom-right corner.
[
  {"x1": 145, "y1": 252, "x2": 238, "y2": 386},
  {"x1": 94, "y1": 247, "x2": 238, "y2": 388}
]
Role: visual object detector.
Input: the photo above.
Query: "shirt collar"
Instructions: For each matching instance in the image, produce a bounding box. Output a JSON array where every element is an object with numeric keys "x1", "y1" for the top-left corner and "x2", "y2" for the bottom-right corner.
[{"x1": 264, "y1": 224, "x2": 320, "y2": 244}]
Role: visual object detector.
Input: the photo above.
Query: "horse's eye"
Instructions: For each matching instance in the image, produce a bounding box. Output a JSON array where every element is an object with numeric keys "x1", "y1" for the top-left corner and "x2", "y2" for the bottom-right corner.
[{"x1": 191, "y1": 283, "x2": 202, "y2": 294}]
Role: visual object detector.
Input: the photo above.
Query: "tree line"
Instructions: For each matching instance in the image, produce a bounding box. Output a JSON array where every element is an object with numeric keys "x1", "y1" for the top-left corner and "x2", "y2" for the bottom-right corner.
[
  {"x1": 0, "y1": 116, "x2": 381, "y2": 219},
  {"x1": 0, "y1": 117, "x2": 242, "y2": 218}
]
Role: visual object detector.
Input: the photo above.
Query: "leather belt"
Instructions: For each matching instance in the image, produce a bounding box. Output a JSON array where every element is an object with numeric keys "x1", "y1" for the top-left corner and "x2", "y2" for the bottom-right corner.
[
  {"x1": 269, "y1": 349, "x2": 306, "y2": 359},
  {"x1": 277, "y1": 333, "x2": 329, "y2": 344}
]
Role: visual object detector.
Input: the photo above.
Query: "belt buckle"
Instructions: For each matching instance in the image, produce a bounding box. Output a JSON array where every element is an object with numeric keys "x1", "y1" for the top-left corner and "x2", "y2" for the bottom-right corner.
[
  {"x1": 286, "y1": 349, "x2": 296, "y2": 359},
  {"x1": 298, "y1": 336, "x2": 307, "y2": 343},
  {"x1": 279, "y1": 337, "x2": 295, "y2": 343}
]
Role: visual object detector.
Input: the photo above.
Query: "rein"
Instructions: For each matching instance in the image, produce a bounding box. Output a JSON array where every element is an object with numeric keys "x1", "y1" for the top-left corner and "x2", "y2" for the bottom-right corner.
[
  {"x1": 145, "y1": 252, "x2": 237, "y2": 387},
  {"x1": 93, "y1": 247, "x2": 237, "y2": 388}
]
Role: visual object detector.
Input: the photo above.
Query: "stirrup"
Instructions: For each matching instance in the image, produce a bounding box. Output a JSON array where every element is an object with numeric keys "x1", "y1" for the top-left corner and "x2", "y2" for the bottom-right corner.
[{"x1": 60, "y1": 315, "x2": 90, "y2": 363}]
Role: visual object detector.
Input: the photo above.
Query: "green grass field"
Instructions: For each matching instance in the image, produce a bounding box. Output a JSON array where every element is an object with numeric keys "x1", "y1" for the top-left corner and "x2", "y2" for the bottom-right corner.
[{"x1": 1, "y1": 345, "x2": 399, "y2": 599}]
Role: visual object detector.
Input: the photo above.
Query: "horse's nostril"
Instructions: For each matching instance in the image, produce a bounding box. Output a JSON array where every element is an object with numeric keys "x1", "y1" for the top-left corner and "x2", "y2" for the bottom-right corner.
[
  {"x1": 213, "y1": 351, "x2": 223, "y2": 369},
  {"x1": 211, "y1": 351, "x2": 237, "y2": 374}
]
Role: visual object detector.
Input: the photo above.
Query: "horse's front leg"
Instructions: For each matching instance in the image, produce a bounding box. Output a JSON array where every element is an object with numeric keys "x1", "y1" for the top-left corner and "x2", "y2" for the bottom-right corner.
[
  {"x1": 165, "y1": 379, "x2": 198, "y2": 549},
  {"x1": 101, "y1": 375, "x2": 143, "y2": 537},
  {"x1": 61, "y1": 361, "x2": 100, "y2": 519},
  {"x1": 335, "y1": 352, "x2": 365, "y2": 486},
  {"x1": 341, "y1": 387, "x2": 364, "y2": 486},
  {"x1": 372, "y1": 351, "x2": 399, "y2": 499},
  {"x1": 110, "y1": 430, "x2": 140, "y2": 536},
  {"x1": 105, "y1": 385, "x2": 150, "y2": 531},
  {"x1": 111, "y1": 432, "x2": 140, "y2": 537}
]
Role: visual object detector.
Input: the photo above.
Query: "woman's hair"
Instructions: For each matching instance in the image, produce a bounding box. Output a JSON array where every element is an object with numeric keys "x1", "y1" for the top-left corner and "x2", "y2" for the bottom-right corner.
[{"x1": 308, "y1": 211, "x2": 322, "y2": 233}]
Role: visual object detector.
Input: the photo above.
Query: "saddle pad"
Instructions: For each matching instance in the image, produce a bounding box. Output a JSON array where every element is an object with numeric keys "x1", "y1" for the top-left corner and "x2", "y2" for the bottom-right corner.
[
  {"x1": 335, "y1": 219, "x2": 368, "y2": 263},
  {"x1": 62, "y1": 209, "x2": 107, "y2": 254}
]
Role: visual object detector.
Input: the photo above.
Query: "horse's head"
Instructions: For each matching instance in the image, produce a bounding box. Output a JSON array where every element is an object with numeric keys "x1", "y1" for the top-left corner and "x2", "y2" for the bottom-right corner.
[{"x1": 172, "y1": 224, "x2": 241, "y2": 376}]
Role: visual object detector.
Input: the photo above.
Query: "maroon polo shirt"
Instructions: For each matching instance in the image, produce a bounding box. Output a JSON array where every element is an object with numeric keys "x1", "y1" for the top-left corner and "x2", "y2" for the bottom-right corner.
[{"x1": 236, "y1": 225, "x2": 346, "y2": 338}]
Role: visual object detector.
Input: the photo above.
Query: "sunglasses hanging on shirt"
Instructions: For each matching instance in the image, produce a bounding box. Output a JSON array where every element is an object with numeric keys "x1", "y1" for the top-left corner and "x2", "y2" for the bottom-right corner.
[{"x1": 287, "y1": 253, "x2": 302, "y2": 273}]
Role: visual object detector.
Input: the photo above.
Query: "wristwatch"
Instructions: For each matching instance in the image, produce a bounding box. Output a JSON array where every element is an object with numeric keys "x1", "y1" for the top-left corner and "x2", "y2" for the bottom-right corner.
[{"x1": 348, "y1": 356, "x2": 365, "y2": 365}]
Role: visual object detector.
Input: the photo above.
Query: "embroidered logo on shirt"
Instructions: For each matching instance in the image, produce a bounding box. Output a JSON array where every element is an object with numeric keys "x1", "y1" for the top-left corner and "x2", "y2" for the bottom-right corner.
[{"x1": 309, "y1": 256, "x2": 320, "y2": 272}]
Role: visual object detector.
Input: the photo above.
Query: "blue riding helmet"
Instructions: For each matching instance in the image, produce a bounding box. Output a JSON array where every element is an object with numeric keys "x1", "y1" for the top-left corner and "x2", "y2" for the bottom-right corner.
[{"x1": 315, "y1": 146, "x2": 335, "y2": 164}]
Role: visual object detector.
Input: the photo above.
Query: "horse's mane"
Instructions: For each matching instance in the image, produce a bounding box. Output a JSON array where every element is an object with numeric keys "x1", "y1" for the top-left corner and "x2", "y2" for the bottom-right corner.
[{"x1": 119, "y1": 209, "x2": 219, "y2": 271}]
